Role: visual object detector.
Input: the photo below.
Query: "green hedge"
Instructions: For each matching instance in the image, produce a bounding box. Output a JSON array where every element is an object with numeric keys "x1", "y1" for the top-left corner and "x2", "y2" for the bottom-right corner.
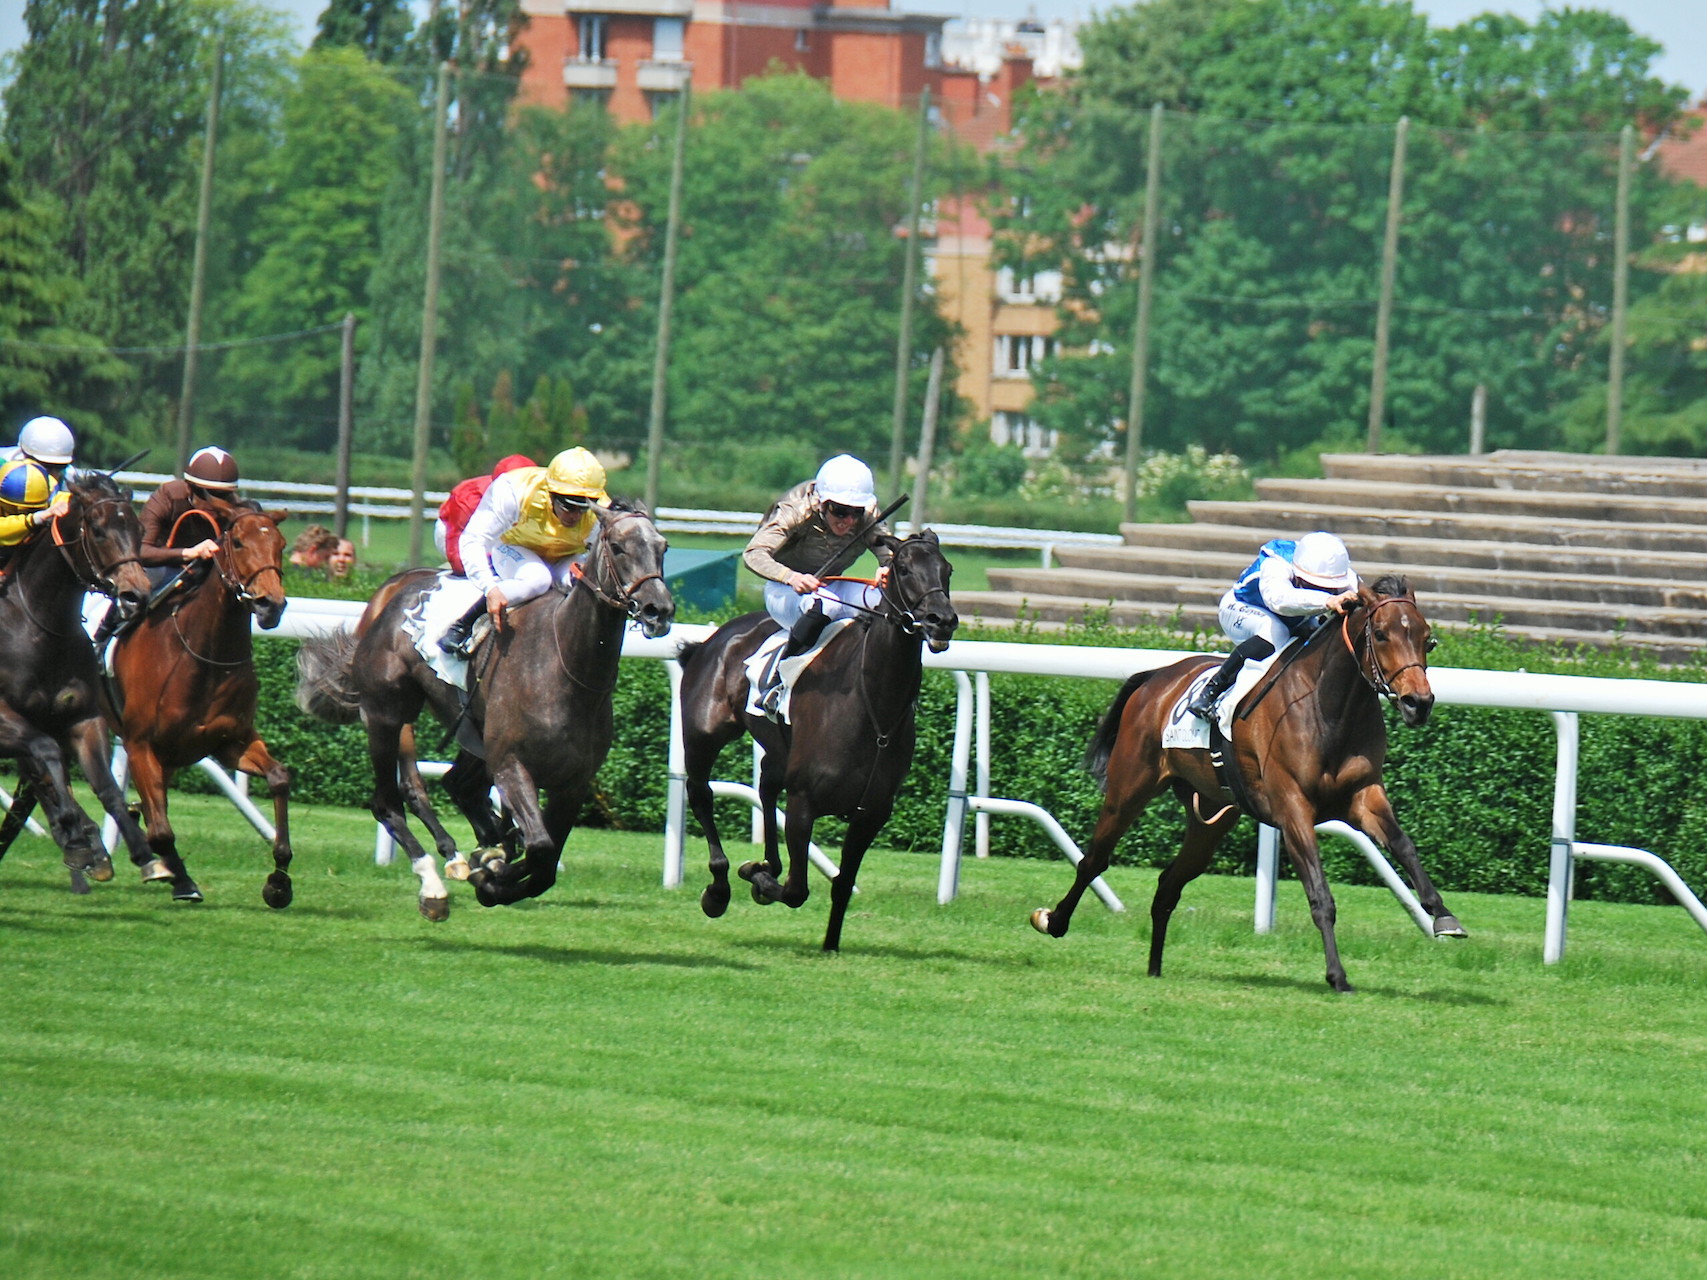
[{"x1": 247, "y1": 619, "x2": 1707, "y2": 909}]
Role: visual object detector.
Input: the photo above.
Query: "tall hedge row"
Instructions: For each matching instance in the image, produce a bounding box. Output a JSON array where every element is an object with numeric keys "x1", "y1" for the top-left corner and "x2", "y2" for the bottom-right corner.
[{"x1": 246, "y1": 632, "x2": 1707, "y2": 908}]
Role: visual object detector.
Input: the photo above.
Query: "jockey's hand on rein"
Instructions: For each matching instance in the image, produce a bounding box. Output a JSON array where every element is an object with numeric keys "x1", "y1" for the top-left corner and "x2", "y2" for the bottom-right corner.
[{"x1": 485, "y1": 586, "x2": 509, "y2": 632}]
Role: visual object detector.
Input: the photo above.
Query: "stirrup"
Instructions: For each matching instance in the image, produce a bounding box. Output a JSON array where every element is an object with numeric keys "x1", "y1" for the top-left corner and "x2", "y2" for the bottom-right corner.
[
  {"x1": 441, "y1": 625, "x2": 475, "y2": 659},
  {"x1": 1187, "y1": 692, "x2": 1218, "y2": 722}
]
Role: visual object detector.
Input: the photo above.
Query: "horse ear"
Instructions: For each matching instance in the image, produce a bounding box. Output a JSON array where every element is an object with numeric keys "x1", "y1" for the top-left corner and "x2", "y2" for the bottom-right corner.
[
  {"x1": 918, "y1": 527, "x2": 939, "y2": 546},
  {"x1": 871, "y1": 532, "x2": 902, "y2": 554},
  {"x1": 266, "y1": 508, "x2": 289, "y2": 524}
]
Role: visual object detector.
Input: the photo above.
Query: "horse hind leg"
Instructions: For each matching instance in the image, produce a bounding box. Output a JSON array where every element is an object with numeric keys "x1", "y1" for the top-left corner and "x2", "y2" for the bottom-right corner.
[
  {"x1": 365, "y1": 713, "x2": 449, "y2": 922},
  {"x1": 1032, "y1": 747, "x2": 1163, "y2": 940},
  {"x1": 1348, "y1": 784, "x2": 1466, "y2": 939},
  {"x1": 1147, "y1": 793, "x2": 1239, "y2": 979},
  {"x1": 684, "y1": 735, "x2": 732, "y2": 919}
]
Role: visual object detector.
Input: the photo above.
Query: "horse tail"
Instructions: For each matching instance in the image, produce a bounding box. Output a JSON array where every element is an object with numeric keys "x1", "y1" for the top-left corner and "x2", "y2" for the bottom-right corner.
[
  {"x1": 1083, "y1": 669, "x2": 1161, "y2": 791},
  {"x1": 294, "y1": 629, "x2": 363, "y2": 724}
]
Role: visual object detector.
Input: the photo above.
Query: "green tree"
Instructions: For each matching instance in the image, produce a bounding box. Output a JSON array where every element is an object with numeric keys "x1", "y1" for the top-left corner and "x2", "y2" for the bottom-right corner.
[
  {"x1": 312, "y1": 0, "x2": 414, "y2": 63},
  {"x1": 1004, "y1": 0, "x2": 1695, "y2": 464}
]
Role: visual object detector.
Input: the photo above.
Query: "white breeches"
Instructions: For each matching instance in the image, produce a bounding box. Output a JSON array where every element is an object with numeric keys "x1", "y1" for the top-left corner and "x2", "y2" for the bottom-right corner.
[
  {"x1": 488, "y1": 542, "x2": 578, "y2": 606},
  {"x1": 1218, "y1": 592, "x2": 1296, "y2": 651},
  {"x1": 764, "y1": 578, "x2": 880, "y2": 630}
]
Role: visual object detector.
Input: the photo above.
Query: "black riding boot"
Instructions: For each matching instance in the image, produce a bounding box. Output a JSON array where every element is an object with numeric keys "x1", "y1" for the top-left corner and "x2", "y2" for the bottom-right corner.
[
  {"x1": 761, "y1": 608, "x2": 832, "y2": 714},
  {"x1": 440, "y1": 597, "x2": 488, "y2": 659},
  {"x1": 1187, "y1": 636, "x2": 1276, "y2": 720}
]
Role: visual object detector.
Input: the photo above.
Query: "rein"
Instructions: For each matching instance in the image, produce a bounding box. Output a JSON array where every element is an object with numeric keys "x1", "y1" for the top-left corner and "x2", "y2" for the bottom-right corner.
[
  {"x1": 52, "y1": 498, "x2": 143, "y2": 601},
  {"x1": 568, "y1": 512, "x2": 664, "y2": 625}
]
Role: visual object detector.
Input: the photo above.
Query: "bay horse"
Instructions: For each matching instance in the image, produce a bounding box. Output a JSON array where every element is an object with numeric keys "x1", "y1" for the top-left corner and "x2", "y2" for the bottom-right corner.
[
  {"x1": 1031, "y1": 575, "x2": 1464, "y2": 993},
  {"x1": 677, "y1": 530, "x2": 957, "y2": 951},
  {"x1": 105, "y1": 499, "x2": 292, "y2": 906},
  {"x1": 295, "y1": 500, "x2": 674, "y2": 920},
  {"x1": 0, "y1": 471, "x2": 153, "y2": 893}
]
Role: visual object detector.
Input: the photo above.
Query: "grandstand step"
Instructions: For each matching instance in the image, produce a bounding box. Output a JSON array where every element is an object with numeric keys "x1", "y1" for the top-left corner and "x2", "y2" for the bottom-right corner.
[
  {"x1": 1253, "y1": 477, "x2": 1707, "y2": 526},
  {"x1": 1319, "y1": 451, "x2": 1707, "y2": 499},
  {"x1": 1185, "y1": 501, "x2": 1707, "y2": 553}
]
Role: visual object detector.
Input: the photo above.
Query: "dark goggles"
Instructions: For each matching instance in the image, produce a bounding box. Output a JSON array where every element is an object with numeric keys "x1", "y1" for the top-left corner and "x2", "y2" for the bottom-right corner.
[
  {"x1": 822, "y1": 501, "x2": 864, "y2": 522},
  {"x1": 551, "y1": 493, "x2": 593, "y2": 514}
]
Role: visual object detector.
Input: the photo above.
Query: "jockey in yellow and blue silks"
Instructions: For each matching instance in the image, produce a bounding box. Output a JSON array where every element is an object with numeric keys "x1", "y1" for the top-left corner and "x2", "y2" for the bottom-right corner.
[
  {"x1": 439, "y1": 446, "x2": 611, "y2": 658},
  {"x1": 1187, "y1": 531, "x2": 1360, "y2": 721},
  {"x1": 0, "y1": 458, "x2": 66, "y2": 560}
]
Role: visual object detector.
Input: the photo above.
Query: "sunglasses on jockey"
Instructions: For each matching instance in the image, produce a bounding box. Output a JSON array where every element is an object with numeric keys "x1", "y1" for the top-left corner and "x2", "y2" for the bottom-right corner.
[
  {"x1": 821, "y1": 501, "x2": 865, "y2": 523},
  {"x1": 551, "y1": 492, "x2": 594, "y2": 516}
]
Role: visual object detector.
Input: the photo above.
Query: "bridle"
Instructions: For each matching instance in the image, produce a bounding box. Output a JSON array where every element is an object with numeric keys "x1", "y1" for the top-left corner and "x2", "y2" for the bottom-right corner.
[
  {"x1": 213, "y1": 509, "x2": 285, "y2": 611},
  {"x1": 878, "y1": 542, "x2": 953, "y2": 637},
  {"x1": 568, "y1": 509, "x2": 665, "y2": 626},
  {"x1": 1342, "y1": 595, "x2": 1431, "y2": 705},
  {"x1": 51, "y1": 495, "x2": 143, "y2": 603}
]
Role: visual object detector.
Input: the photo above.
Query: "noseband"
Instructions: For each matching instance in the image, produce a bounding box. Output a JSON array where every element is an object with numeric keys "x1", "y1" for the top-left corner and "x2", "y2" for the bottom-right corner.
[
  {"x1": 215, "y1": 510, "x2": 285, "y2": 610},
  {"x1": 1343, "y1": 597, "x2": 1429, "y2": 705},
  {"x1": 880, "y1": 547, "x2": 952, "y2": 636},
  {"x1": 51, "y1": 498, "x2": 143, "y2": 600},
  {"x1": 569, "y1": 511, "x2": 664, "y2": 625}
]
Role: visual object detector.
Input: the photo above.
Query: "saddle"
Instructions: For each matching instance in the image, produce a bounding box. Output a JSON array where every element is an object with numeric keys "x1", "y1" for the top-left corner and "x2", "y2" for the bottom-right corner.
[{"x1": 741, "y1": 619, "x2": 855, "y2": 724}]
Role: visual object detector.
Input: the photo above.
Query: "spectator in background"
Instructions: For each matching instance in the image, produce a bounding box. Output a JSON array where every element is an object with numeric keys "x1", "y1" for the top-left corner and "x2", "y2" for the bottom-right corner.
[
  {"x1": 327, "y1": 538, "x2": 357, "y2": 580},
  {"x1": 290, "y1": 524, "x2": 338, "y2": 570}
]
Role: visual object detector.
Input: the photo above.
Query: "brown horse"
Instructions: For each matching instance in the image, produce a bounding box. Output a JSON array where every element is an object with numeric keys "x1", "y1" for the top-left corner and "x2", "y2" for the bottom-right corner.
[
  {"x1": 106, "y1": 499, "x2": 291, "y2": 905},
  {"x1": 1031, "y1": 575, "x2": 1464, "y2": 993},
  {"x1": 295, "y1": 500, "x2": 674, "y2": 920},
  {"x1": 677, "y1": 530, "x2": 958, "y2": 951},
  {"x1": 0, "y1": 470, "x2": 153, "y2": 892}
]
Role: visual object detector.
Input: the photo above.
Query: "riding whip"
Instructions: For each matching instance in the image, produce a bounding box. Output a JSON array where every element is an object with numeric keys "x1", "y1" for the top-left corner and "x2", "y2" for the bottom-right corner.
[
  {"x1": 103, "y1": 449, "x2": 151, "y2": 478},
  {"x1": 811, "y1": 492, "x2": 910, "y2": 580}
]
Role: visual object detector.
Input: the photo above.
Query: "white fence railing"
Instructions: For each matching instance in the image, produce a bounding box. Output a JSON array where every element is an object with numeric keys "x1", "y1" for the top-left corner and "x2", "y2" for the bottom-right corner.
[
  {"x1": 114, "y1": 473, "x2": 1121, "y2": 566},
  {"x1": 251, "y1": 599, "x2": 1707, "y2": 965}
]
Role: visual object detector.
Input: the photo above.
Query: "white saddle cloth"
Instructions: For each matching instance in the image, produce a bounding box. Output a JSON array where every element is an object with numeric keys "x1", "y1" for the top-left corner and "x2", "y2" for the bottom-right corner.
[
  {"x1": 401, "y1": 574, "x2": 490, "y2": 691},
  {"x1": 1160, "y1": 639, "x2": 1299, "y2": 750},
  {"x1": 742, "y1": 619, "x2": 856, "y2": 724}
]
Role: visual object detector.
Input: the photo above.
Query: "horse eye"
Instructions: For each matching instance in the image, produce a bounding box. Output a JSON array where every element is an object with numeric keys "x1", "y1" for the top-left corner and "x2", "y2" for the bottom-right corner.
[
  {"x1": 1374, "y1": 629, "x2": 1387, "y2": 643},
  {"x1": 1426, "y1": 637, "x2": 1439, "y2": 653}
]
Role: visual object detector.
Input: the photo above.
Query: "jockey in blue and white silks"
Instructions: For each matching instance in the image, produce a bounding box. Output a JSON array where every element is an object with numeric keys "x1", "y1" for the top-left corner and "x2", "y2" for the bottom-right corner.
[{"x1": 1187, "y1": 532, "x2": 1360, "y2": 720}]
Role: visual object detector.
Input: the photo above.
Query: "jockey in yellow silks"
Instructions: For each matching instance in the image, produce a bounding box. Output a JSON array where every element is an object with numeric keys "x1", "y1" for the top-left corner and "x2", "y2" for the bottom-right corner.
[
  {"x1": 438, "y1": 447, "x2": 611, "y2": 658},
  {"x1": 0, "y1": 458, "x2": 67, "y2": 559}
]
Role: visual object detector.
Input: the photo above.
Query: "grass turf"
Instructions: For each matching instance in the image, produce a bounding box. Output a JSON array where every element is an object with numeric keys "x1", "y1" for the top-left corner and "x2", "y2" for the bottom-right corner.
[{"x1": 2, "y1": 794, "x2": 1704, "y2": 1279}]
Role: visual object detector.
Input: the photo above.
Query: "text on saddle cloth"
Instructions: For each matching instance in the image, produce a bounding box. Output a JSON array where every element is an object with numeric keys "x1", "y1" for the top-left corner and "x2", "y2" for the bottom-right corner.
[
  {"x1": 402, "y1": 573, "x2": 491, "y2": 692},
  {"x1": 1159, "y1": 638, "x2": 1298, "y2": 752},
  {"x1": 742, "y1": 618, "x2": 856, "y2": 724}
]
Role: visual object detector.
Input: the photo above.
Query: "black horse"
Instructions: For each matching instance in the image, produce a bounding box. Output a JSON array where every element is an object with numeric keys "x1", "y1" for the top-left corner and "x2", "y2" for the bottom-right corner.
[
  {"x1": 0, "y1": 471, "x2": 155, "y2": 893},
  {"x1": 296, "y1": 500, "x2": 674, "y2": 920},
  {"x1": 677, "y1": 530, "x2": 957, "y2": 951}
]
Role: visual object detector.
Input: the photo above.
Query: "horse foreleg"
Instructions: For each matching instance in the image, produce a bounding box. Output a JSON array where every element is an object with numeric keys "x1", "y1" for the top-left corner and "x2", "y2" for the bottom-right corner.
[
  {"x1": 1274, "y1": 798, "x2": 1352, "y2": 993},
  {"x1": 1147, "y1": 796, "x2": 1239, "y2": 978},
  {"x1": 122, "y1": 743, "x2": 203, "y2": 903},
  {"x1": 236, "y1": 737, "x2": 293, "y2": 910},
  {"x1": 738, "y1": 746, "x2": 789, "y2": 904},
  {"x1": 469, "y1": 760, "x2": 548, "y2": 908},
  {"x1": 365, "y1": 714, "x2": 448, "y2": 922},
  {"x1": 1347, "y1": 784, "x2": 1466, "y2": 939},
  {"x1": 68, "y1": 718, "x2": 149, "y2": 884},
  {"x1": 821, "y1": 810, "x2": 884, "y2": 952},
  {"x1": 0, "y1": 709, "x2": 104, "y2": 893}
]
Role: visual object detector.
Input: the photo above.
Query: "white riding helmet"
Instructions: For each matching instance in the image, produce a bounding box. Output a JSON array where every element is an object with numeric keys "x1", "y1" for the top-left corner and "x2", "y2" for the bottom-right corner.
[
  {"x1": 18, "y1": 415, "x2": 75, "y2": 465},
  {"x1": 1291, "y1": 532, "x2": 1357, "y2": 592},
  {"x1": 814, "y1": 454, "x2": 877, "y2": 509}
]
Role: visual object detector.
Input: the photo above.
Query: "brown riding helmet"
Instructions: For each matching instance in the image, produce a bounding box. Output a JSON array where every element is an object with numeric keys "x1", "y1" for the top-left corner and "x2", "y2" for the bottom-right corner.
[{"x1": 186, "y1": 446, "x2": 239, "y2": 491}]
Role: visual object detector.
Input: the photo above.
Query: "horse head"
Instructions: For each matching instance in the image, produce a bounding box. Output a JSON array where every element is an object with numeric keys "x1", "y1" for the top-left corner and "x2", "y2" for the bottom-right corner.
[
  {"x1": 586, "y1": 499, "x2": 675, "y2": 639},
  {"x1": 1347, "y1": 575, "x2": 1435, "y2": 727},
  {"x1": 215, "y1": 501, "x2": 289, "y2": 630},
  {"x1": 59, "y1": 471, "x2": 149, "y2": 622},
  {"x1": 876, "y1": 529, "x2": 958, "y2": 653}
]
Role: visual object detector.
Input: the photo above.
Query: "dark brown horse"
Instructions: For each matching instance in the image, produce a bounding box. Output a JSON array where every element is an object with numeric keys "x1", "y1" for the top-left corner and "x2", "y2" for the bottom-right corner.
[
  {"x1": 677, "y1": 530, "x2": 957, "y2": 951},
  {"x1": 1031, "y1": 575, "x2": 1464, "y2": 993},
  {"x1": 106, "y1": 499, "x2": 292, "y2": 906},
  {"x1": 295, "y1": 500, "x2": 673, "y2": 919},
  {"x1": 0, "y1": 471, "x2": 153, "y2": 893}
]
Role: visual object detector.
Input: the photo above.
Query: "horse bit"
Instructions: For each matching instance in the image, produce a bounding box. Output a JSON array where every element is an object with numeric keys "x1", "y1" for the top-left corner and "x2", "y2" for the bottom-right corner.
[
  {"x1": 569, "y1": 512, "x2": 663, "y2": 625},
  {"x1": 1345, "y1": 596, "x2": 1431, "y2": 704},
  {"x1": 51, "y1": 498, "x2": 142, "y2": 600}
]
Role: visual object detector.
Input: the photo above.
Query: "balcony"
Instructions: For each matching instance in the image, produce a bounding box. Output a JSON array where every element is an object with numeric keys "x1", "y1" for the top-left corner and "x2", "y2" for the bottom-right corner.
[
  {"x1": 562, "y1": 0, "x2": 692, "y2": 13},
  {"x1": 563, "y1": 58, "x2": 618, "y2": 90},
  {"x1": 636, "y1": 60, "x2": 692, "y2": 92}
]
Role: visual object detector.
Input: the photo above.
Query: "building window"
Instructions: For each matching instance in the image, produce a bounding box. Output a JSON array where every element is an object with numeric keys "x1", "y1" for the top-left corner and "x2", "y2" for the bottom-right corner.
[
  {"x1": 995, "y1": 334, "x2": 1055, "y2": 377},
  {"x1": 577, "y1": 14, "x2": 607, "y2": 62},
  {"x1": 653, "y1": 17, "x2": 684, "y2": 62},
  {"x1": 997, "y1": 268, "x2": 1063, "y2": 304},
  {"x1": 924, "y1": 31, "x2": 942, "y2": 69},
  {"x1": 992, "y1": 412, "x2": 1057, "y2": 456},
  {"x1": 795, "y1": 29, "x2": 809, "y2": 53},
  {"x1": 571, "y1": 88, "x2": 611, "y2": 111}
]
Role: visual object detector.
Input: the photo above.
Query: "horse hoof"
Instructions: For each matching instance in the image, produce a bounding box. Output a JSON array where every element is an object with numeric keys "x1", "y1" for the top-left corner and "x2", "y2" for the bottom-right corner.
[
  {"x1": 468, "y1": 870, "x2": 501, "y2": 908},
  {"x1": 140, "y1": 858, "x2": 175, "y2": 884},
  {"x1": 737, "y1": 861, "x2": 760, "y2": 883},
  {"x1": 443, "y1": 855, "x2": 471, "y2": 881},
  {"x1": 701, "y1": 883, "x2": 730, "y2": 918},
  {"x1": 89, "y1": 852, "x2": 115, "y2": 882},
  {"x1": 1029, "y1": 908, "x2": 1054, "y2": 936},
  {"x1": 172, "y1": 882, "x2": 204, "y2": 903},
  {"x1": 262, "y1": 872, "x2": 292, "y2": 910},
  {"x1": 419, "y1": 895, "x2": 450, "y2": 922},
  {"x1": 1432, "y1": 915, "x2": 1468, "y2": 939},
  {"x1": 476, "y1": 847, "x2": 508, "y2": 870}
]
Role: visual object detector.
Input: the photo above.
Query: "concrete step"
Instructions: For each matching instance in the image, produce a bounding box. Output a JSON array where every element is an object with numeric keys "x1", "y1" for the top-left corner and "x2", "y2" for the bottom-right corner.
[
  {"x1": 1319, "y1": 451, "x2": 1707, "y2": 499},
  {"x1": 1253, "y1": 477, "x2": 1707, "y2": 526},
  {"x1": 986, "y1": 567, "x2": 1705, "y2": 635},
  {"x1": 1051, "y1": 545, "x2": 1707, "y2": 611},
  {"x1": 1113, "y1": 522, "x2": 1707, "y2": 581},
  {"x1": 953, "y1": 590, "x2": 1705, "y2": 662},
  {"x1": 1185, "y1": 501, "x2": 1707, "y2": 554}
]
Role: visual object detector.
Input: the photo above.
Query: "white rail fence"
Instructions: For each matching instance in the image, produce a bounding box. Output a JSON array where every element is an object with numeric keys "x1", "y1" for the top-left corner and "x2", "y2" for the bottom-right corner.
[
  {"x1": 114, "y1": 472, "x2": 1120, "y2": 566},
  {"x1": 61, "y1": 597, "x2": 1707, "y2": 964}
]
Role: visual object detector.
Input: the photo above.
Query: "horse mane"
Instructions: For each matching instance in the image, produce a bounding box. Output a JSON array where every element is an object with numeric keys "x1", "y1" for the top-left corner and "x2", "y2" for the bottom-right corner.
[
  {"x1": 604, "y1": 496, "x2": 649, "y2": 518},
  {"x1": 71, "y1": 468, "x2": 130, "y2": 504},
  {"x1": 1368, "y1": 573, "x2": 1410, "y2": 599}
]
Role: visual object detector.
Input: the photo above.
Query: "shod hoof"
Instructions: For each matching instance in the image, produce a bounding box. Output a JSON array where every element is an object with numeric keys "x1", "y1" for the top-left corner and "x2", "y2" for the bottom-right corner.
[
  {"x1": 1029, "y1": 907, "x2": 1054, "y2": 936},
  {"x1": 1432, "y1": 915, "x2": 1468, "y2": 939},
  {"x1": 172, "y1": 882, "x2": 204, "y2": 903},
  {"x1": 419, "y1": 895, "x2": 450, "y2": 922},
  {"x1": 443, "y1": 855, "x2": 471, "y2": 881},
  {"x1": 701, "y1": 883, "x2": 730, "y2": 918},
  {"x1": 262, "y1": 871, "x2": 292, "y2": 910},
  {"x1": 140, "y1": 858, "x2": 176, "y2": 884},
  {"x1": 89, "y1": 852, "x2": 115, "y2": 883}
]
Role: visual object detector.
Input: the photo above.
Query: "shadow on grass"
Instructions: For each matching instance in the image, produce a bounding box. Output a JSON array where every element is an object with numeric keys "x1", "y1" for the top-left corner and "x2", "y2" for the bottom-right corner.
[
  {"x1": 413, "y1": 935, "x2": 761, "y2": 971},
  {"x1": 1218, "y1": 970, "x2": 1507, "y2": 1005}
]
